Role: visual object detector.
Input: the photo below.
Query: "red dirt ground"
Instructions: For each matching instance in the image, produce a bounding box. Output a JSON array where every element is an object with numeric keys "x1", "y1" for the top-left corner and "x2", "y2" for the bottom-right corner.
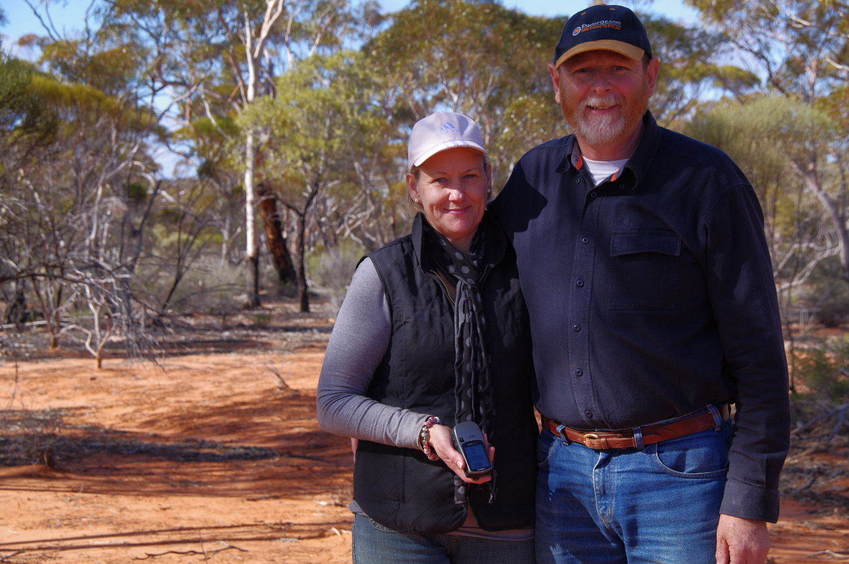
[{"x1": 1, "y1": 312, "x2": 847, "y2": 562}]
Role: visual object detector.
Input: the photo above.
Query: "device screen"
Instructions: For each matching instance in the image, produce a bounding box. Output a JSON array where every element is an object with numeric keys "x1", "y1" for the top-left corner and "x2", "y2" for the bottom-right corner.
[{"x1": 462, "y1": 440, "x2": 491, "y2": 471}]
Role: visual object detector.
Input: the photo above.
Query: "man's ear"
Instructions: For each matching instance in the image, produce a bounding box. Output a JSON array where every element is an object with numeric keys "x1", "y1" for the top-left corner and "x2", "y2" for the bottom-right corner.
[
  {"x1": 548, "y1": 63, "x2": 562, "y2": 105},
  {"x1": 646, "y1": 57, "x2": 660, "y2": 96}
]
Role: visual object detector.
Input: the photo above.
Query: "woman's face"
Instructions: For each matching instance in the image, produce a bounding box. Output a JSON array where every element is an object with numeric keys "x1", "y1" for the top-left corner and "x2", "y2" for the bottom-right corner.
[{"x1": 407, "y1": 147, "x2": 490, "y2": 253}]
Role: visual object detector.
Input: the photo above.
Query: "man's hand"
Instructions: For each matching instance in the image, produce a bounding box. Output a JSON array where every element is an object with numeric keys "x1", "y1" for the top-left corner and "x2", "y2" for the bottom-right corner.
[{"x1": 716, "y1": 514, "x2": 770, "y2": 564}]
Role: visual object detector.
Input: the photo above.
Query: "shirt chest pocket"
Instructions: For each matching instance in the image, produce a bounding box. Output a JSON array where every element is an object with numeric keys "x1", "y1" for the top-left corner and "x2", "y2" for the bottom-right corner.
[{"x1": 606, "y1": 230, "x2": 684, "y2": 312}]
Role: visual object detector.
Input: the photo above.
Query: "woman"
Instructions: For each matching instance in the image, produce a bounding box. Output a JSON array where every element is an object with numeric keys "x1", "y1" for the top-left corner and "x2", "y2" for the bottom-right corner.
[{"x1": 317, "y1": 112, "x2": 537, "y2": 563}]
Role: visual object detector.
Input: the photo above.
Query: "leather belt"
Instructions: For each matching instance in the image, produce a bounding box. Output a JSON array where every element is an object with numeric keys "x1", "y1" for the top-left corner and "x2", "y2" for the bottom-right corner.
[{"x1": 543, "y1": 405, "x2": 730, "y2": 450}]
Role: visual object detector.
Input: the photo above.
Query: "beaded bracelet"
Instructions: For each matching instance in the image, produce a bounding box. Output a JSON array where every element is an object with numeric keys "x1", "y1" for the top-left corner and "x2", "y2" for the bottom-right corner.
[{"x1": 418, "y1": 416, "x2": 440, "y2": 461}]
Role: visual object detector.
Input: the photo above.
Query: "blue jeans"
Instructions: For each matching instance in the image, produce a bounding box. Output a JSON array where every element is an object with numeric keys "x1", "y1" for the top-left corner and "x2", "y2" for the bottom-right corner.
[
  {"x1": 535, "y1": 422, "x2": 731, "y2": 564},
  {"x1": 352, "y1": 513, "x2": 535, "y2": 564}
]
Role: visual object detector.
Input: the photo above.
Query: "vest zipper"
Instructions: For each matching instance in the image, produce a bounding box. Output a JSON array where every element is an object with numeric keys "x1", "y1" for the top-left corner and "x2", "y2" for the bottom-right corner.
[{"x1": 429, "y1": 269, "x2": 456, "y2": 307}]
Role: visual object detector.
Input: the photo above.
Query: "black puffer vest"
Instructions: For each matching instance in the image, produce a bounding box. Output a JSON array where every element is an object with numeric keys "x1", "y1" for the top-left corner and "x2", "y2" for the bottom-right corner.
[{"x1": 354, "y1": 213, "x2": 537, "y2": 535}]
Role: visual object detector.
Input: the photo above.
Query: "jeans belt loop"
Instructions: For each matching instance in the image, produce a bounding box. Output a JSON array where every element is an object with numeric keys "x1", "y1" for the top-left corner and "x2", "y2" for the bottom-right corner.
[
  {"x1": 632, "y1": 426, "x2": 645, "y2": 450},
  {"x1": 707, "y1": 404, "x2": 722, "y2": 432},
  {"x1": 555, "y1": 423, "x2": 571, "y2": 445}
]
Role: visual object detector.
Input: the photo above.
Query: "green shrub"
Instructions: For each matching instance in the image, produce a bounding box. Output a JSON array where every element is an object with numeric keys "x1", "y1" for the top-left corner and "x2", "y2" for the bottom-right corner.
[
  {"x1": 798, "y1": 258, "x2": 849, "y2": 327},
  {"x1": 793, "y1": 336, "x2": 849, "y2": 402},
  {"x1": 308, "y1": 240, "x2": 366, "y2": 313},
  {"x1": 136, "y1": 255, "x2": 245, "y2": 316}
]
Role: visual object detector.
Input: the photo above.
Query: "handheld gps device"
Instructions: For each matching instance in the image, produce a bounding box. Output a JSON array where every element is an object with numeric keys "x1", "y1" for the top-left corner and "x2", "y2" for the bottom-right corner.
[{"x1": 452, "y1": 421, "x2": 493, "y2": 477}]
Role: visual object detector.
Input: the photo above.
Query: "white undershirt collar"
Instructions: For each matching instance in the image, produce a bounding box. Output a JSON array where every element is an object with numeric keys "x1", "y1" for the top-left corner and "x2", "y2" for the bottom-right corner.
[{"x1": 582, "y1": 156, "x2": 629, "y2": 186}]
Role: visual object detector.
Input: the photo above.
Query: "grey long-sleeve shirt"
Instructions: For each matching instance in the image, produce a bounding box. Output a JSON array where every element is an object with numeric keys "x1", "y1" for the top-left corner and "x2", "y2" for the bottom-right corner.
[{"x1": 316, "y1": 258, "x2": 428, "y2": 449}]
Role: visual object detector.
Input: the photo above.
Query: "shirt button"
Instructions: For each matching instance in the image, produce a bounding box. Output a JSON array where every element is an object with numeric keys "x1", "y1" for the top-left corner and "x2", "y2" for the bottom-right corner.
[
  {"x1": 584, "y1": 409, "x2": 594, "y2": 419},
  {"x1": 575, "y1": 368, "x2": 583, "y2": 377},
  {"x1": 573, "y1": 324, "x2": 582, "y2": 332},
  {"x1": 576, "y1": 177, "x2": 583, "y2": 184},
  {"x1": 576, "y1": 279, "x2": 584, "y2": 288},
  {"x1": 581, "y1": 236, "x2": 589, "y2": 244}
]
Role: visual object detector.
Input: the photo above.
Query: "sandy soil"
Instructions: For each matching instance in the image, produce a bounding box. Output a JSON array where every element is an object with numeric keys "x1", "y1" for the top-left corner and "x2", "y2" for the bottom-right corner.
[{"x1": 0, "y1": 307, "x2": 848, "y2": 563}]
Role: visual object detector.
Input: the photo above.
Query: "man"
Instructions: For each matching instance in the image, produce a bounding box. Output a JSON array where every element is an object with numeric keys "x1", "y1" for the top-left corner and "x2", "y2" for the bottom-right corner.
[{"x1": 492, "y1": 4, "x2": 790, "y2": 564}]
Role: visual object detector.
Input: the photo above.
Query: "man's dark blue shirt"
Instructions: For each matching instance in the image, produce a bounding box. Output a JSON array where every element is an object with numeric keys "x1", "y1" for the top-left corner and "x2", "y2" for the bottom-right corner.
[{"x1": 492, "y1": 112, "x2": 790, "y2": 522}]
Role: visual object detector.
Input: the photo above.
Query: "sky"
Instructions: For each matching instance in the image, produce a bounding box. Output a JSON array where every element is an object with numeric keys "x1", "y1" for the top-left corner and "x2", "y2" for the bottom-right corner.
[{"x1": 1, "y1": 0, "x2": 699, "y2": 55}]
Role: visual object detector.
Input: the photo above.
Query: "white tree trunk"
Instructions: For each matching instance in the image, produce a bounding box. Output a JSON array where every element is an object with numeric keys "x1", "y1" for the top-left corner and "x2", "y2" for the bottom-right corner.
[
  {"x1": 795, "y1": 162, "x2": 849, "y2": 281},
  {"x1": 243, "y1": 8, "x2": 260, "y2": 306},
  {"x1": 244, "y1": 130, "x2": 259, "y2": 306}
]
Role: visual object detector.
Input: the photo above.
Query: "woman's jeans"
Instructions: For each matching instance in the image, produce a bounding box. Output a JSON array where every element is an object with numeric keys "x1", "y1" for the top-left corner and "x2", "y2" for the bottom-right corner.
[
  {"x1": 352, "y1": 513, "x2": 535, "y2": 564},
  {"x1": 535, "y1": 422, "x2": 732, "y2": 564}
]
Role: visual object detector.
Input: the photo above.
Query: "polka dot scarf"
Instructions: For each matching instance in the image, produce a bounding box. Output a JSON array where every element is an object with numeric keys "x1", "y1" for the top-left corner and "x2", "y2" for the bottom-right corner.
[{"x1": 425, "y1": 223, "x2": 497, "y2": 503}]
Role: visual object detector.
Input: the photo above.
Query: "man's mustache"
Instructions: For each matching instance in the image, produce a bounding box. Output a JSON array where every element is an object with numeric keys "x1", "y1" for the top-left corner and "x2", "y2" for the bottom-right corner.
[{"x1": 581, "y1": 96, "x2": 622, "y2": 111}]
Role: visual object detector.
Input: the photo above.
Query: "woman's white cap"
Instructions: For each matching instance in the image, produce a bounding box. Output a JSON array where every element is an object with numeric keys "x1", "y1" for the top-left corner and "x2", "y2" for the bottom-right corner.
[{"x1": 407, "y1": 111, "x2": 487, "y2": 169}]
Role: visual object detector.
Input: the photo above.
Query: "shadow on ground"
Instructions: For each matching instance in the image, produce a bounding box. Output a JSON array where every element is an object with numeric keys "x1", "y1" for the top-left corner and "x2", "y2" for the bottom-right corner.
[{"x1": 0, "y1": 386, "x2": 352, "y2": 500}]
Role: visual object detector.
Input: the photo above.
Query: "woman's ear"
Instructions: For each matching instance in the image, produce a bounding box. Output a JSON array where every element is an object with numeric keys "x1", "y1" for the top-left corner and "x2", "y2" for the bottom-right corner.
[{"x1": 407, "y1": 173, "x2": 420, "y2": 204}]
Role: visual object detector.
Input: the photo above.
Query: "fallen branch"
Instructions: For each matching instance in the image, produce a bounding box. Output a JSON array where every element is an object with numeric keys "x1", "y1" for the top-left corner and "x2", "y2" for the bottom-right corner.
[
  {"x1": 0, "y1": 320, "x2": 49, "y2": 330},
  {"x1": 5, "y1": 360, "x2": 20, "y2": 409},
  {"x1": 807, "y1": 549, "x2": 849, "y2": 560},
  {"x1": 830, "y1": 408, "x2": 848, "y2": 442},
  {"x1": 791, "y1": 470, "x2": 820, "y2": 495},
  {"x1": 131, "y1": 543, "x2": 248, "y2": 560},
  {"x1": 0, "y1": 550, "x2": 25, "y2": 562},
  {"x1": 792, "y1": 404, "x2": 849, "y2": 437},
  {"x1": 266, "y1": 365, "x2": 292, "y2": 392}
]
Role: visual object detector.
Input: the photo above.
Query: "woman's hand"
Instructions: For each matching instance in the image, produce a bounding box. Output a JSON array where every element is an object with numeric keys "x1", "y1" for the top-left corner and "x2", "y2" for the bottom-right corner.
[{"x1": 427, "y1": 424, "x2": 495, "y2": 484}]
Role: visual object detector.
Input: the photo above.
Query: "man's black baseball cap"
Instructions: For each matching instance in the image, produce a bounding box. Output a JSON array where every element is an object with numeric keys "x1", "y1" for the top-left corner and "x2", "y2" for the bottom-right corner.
[{"x1": 553, "y1": 4, "x2": 652, "y2": 68}]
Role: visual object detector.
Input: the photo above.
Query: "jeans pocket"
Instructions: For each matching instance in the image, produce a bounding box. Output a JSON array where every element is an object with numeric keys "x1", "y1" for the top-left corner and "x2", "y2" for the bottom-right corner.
[
  {"x1": 649, "y1": 428, "x2": 729, "y2": 479},
  {"x1": 364, "y1": 514, "x2": 397, "y2": 533},
  {"x1": 536, "y1": 429, "x2": 557, "y2": 469}
]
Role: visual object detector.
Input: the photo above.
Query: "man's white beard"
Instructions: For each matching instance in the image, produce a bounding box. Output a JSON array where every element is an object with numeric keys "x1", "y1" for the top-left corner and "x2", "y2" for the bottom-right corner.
[{"x1": 574, "y1": 96, "x2": 626, "y2": 146}]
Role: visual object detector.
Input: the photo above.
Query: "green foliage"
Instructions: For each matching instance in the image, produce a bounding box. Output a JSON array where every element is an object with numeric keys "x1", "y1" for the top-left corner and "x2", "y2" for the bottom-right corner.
[
  {"x1": 308, "y1": 238, "x2": 367, "y2": 312},
  {"x1": 799, "y1": 258, "x2": 849, "y2": 327},
  {"x1": 125, "y1": 182, "x2": 148, "y2": 203},
  {"x1": 239, "y1": 50, "x2": 388, "y2": 203},
  {"x1": 793, "y1": 336, "x2": 849, "y2": 401},
  {"x1": 685, "y1": 0, "x2": 849, "y2": 102},
  {"x1": 39, "y1": 39, "x2": 148, "y2": 96},
  {"x1": 252, "y1": 312, "x2": 272, "y2": 327},
  {"x1": 364, "y1": 0, "x2": 563, "y2": 186},
  {"x1": 687, "y1": 95, "x2": 834, "y2": 170},
  {"x1": 684, "y1": 95, "x2": 835, "y2": 279},
  {"x1": 643, "y1": 13, "x2": 760, "y2": 125},
  {"x1": 137, "y1": 255, "x2": 245, "y2": 315},
  {"x1": 817, "y1": 85, "x2": 849, "y2": 133},
  {"x1": 0, "y1": 55, "x2": 59, "y2": 149}
]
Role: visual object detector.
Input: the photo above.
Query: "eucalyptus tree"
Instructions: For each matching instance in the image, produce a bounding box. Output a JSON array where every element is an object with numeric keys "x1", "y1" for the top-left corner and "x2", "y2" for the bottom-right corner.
[
  {"x1": 687, "y1": 0, "x2": 849, "y2": 284},
  {"x1": 239, "y1": 51, "x2": 393, "y2": 312},
  {"x1": 364, "y1": 0, "x2": 563, "y2": 189},
  {"x1": 0, "y1": 54, "x2": 161, "y2": 363},
  {"x1": 641, "y1": 13, "x2": 760, "y2": 126},
  {"x1": 686, "y1": 96, "x2": 839, "y2": 290},
  {"x1": 99, "y1": 0, "x2": 375, "y2": 305},
  {"x1": 0, "y1": 55, "x2": 56, "y2": 327},
  {"x1": 365, "y1": 0, "x2": 757, "y2": 189},
  {"x1": 175, "y1": 116, "x2": 246, "y2": 267}
]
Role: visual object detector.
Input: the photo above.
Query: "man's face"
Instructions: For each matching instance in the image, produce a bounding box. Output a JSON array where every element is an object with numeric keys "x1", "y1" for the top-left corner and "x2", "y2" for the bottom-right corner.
[{"x1": 549, "y1": 50, "x2": 659, "y2": 157}]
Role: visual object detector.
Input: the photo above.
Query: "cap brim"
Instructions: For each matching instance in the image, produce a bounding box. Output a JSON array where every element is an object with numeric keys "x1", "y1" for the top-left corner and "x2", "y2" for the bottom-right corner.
[
  {"x1": 554, "y1": 40, "x2": 645, "y2": 68},
  {"x1": 411, "y1": 140, "x2": 487, "y2": 168}
]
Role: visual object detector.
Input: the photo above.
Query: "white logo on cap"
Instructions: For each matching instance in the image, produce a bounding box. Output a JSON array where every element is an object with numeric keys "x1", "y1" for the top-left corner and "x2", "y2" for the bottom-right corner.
[{"x1": 572, "y1": 19, "x2": 622, "y2": 36}]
